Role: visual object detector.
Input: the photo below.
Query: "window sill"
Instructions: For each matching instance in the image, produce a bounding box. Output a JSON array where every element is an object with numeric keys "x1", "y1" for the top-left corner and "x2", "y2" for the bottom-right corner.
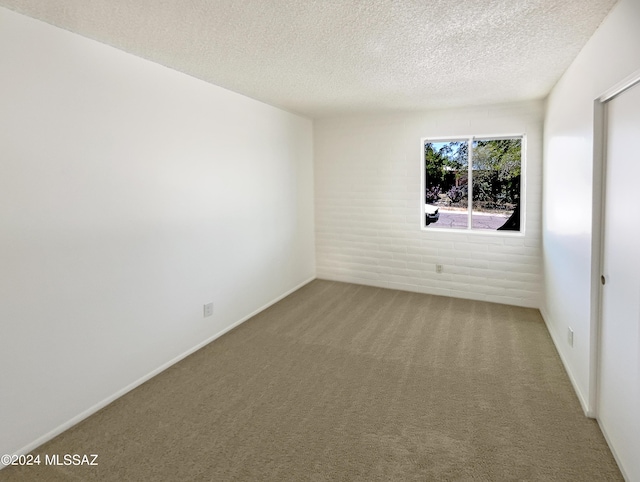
[{"x1": 420, "y1": 226, "x2": 525, "y2": 237}]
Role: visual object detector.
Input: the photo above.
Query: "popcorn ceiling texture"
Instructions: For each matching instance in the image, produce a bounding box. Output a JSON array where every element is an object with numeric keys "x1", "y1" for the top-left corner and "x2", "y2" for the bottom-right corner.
[{"x1": 0, "y1": 0, "x2": 617, "y2": 118}]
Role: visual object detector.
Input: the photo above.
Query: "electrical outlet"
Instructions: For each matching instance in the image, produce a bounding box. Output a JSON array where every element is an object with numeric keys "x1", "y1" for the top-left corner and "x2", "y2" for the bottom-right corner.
[
  {"x1": 204, "y1": 302, "x2": 213, "y2": 317},
  {"x1": 567, "y1": 327, "x2": 574, "y2": 347},
  {"x1": 436, "y1": 264, "x2": 443, "y2": 274}
]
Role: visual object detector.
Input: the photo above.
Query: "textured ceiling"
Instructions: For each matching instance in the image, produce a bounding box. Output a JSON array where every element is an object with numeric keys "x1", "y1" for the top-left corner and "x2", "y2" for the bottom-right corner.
[{"x1": 0, "y1": 0, "x2": 618, "y2": 118}]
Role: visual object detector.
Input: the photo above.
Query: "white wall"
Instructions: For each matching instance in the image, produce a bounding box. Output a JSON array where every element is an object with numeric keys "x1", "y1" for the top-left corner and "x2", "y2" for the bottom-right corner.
[
  {"x1": 543, "y1": 0, "x2": 640, "y2": 477},
  {"x1": 315, "y1": 101, "x2": 544, "y2": 308},
  {"x1": 542, "y1": 0, "x2": 640, "y2": 410},
  {"x1": 0, "y1": 8, "x2": 315, "y2": 459}
]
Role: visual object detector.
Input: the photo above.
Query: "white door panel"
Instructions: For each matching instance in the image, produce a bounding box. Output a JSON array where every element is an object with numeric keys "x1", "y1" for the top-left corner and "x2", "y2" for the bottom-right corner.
[{"x1": 600, "y1": 80, "x2": 640, "y2": 481}]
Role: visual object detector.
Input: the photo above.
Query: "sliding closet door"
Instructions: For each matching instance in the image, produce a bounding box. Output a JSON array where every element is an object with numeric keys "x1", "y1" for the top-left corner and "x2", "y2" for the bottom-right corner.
[{"x1": 599, "y1": 80, "x2": 640, "y2": 481}]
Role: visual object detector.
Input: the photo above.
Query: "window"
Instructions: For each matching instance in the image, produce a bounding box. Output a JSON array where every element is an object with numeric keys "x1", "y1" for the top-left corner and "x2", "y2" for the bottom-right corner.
[{"x1": 422, "y1": 136, "x2": 523, "y2": 232}]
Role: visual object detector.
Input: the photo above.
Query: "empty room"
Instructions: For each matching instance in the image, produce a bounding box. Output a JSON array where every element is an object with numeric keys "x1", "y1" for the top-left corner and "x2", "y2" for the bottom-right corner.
[{"x1": 1, "y1": 0, "x2": 639, "y2": 480}]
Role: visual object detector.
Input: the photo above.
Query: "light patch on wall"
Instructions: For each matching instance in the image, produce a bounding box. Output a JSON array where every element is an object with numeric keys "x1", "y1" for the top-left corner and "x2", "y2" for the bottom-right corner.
[{"x1": 544, "y1": 136, "x2": 592, "y2": 236}]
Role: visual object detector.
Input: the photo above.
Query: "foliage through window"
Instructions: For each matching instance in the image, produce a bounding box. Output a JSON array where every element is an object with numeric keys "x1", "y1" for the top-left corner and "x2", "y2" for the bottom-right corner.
[{"x1": 422, "y1": 137, "x2": 522, "y2": 231}]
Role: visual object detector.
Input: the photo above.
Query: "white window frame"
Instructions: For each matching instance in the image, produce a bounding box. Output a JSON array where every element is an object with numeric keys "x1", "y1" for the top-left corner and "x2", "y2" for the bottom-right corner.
[{"x1": 420, "y1": 134, "x2": 526, "y2": 235}]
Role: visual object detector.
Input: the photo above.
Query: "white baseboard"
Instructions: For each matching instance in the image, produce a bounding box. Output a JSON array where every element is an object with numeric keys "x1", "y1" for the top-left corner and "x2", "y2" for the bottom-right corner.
[
  {"x1": 539, "y1": 307, "x2": 593, "y2": 417},
  {"x1": 316, "y1": 274, "x2": 540, "y2": 309},
  {"x1": 596, "y1": 418, "x2": 631, "y2": 482},
  {"x1": 1, "y1": 276, "x2": 316, "y2": 470}
]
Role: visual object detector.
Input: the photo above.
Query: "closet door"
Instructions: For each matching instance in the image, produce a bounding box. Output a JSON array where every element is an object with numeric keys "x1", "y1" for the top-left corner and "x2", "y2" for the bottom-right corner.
[{"x1": 599, "y1": 80, "x2": 640, "y2": 481}]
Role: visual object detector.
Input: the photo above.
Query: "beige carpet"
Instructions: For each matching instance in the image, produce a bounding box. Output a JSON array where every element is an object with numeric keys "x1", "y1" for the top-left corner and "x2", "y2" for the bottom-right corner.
[{"x1": 1, "y1": 280, "x2": 622, "y2": 481}]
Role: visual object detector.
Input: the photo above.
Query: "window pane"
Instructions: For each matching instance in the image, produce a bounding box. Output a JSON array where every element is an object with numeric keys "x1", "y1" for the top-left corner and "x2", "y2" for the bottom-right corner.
[
  {"x1": 471, "y1": 139, "x2": 521, "y2": 231},
  {"x1": 425, "y1": 141, "x2": 468, "y2": 229}
]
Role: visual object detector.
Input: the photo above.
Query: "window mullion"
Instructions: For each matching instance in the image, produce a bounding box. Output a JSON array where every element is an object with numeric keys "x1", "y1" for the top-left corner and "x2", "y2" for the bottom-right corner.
[{"x1": 467, "y1": 137, "x2": 473, "y2": 229}]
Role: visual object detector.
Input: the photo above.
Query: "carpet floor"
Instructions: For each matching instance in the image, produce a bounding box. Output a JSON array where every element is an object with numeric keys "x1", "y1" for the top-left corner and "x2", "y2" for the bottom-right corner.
[{"x1": 0, "y1": 280, "x2": 622, "y2": 481}]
